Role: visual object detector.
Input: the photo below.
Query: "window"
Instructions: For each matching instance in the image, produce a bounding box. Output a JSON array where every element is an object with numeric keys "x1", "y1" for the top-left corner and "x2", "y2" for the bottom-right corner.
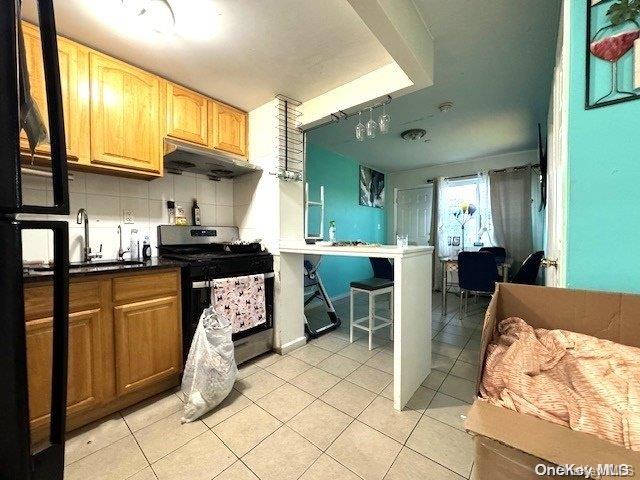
[{"x1": 439, "y1": 175, "x2": 494, "y2": 252}]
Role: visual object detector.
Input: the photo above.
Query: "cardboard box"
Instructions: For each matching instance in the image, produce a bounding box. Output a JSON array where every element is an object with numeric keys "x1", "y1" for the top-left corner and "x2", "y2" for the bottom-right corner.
[{"x1": 465, "y1": 283, "x2": 640, "y2": 480}]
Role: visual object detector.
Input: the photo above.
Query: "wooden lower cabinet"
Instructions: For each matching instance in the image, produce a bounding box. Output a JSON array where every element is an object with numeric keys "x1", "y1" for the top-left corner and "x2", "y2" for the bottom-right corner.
[
  {"x1": 114, "y1": 295, "x2": 181, "y2": 396},
  {"x1": 25, "y1": 268, "x2": 182, "y2": 443},
  {"x1": 26, "y1": 308, "x2": 106, "y2": 432}
]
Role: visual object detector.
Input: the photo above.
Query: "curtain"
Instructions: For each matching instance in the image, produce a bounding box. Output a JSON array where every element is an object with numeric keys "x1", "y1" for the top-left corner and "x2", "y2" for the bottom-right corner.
[
  {"x1": 530, "y1": 167, "x2": 545, "y2": 252},
  {"x1": 433, "y1": 177, "x2": 453, "y2": 290},
  {"x1": 489, "y1": 167, "x2": 534, "y2": 267},
  {"x1": 530, "y1": 166, "x2": 545, "y2": 283},
  {"x1": 476, "y1": 171, "x2": 495, "y2": 246},
  {"x1": 429, "y1": 179, "x2": 439, "y2": 290}
]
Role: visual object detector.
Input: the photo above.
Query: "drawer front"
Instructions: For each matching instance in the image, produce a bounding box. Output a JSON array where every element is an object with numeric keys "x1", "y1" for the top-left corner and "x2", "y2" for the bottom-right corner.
[
  {"x1": 113, "y1": 269, "x2": 180, "y2": 303},
  {"x1": 24, "y1": 280, "x2": 102, "y2": 320}
]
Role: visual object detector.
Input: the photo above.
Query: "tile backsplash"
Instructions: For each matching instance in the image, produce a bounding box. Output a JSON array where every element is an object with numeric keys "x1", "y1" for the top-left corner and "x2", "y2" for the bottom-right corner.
[{"x1": 20, "y1": 170, "x2": 234, "y2": 263}]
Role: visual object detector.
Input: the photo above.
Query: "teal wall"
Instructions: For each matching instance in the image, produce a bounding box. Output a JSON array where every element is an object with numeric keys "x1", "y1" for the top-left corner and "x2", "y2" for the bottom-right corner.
[
  {"x1": 566, "y1": 0, "x2": 640, "y2": 292},
  {"x1": 306, "y1": 144, "x2": 387, "y2": 298}
]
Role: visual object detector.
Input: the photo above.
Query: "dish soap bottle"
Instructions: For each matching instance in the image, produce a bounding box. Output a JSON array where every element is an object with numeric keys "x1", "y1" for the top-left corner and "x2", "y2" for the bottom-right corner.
[
  {"x1": 192, "y1": 199, "x2": 201, "y2": 226},
  {"x1": 142, "y1": 235, "x2": 151, "y2": 260},
  {"x1": 328, "y1": 220, "x2": 336, "y2": 242}
]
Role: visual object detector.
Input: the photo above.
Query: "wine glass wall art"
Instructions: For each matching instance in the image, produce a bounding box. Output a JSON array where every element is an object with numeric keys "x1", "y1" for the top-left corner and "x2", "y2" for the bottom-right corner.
[{"x1": 587, "y1": 0, "x2": 640, "y2": 108}]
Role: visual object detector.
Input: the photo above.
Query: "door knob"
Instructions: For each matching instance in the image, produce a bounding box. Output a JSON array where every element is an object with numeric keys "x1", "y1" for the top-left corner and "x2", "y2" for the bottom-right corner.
[{"x1": 541, "y1": 258, "x2": 558, "y2": 268}]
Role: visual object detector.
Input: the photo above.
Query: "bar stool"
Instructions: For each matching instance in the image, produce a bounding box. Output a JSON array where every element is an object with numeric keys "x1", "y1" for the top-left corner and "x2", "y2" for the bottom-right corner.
[
  {"x1": 349, "y1": 278, "x2": 394, "y2": 350},
  {"x1": 350, "y1": 258, "x2": 394, "y2": 349}
]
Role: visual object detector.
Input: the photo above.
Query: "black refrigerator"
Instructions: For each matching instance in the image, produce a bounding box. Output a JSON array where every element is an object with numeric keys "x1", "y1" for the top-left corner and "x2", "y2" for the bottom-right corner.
[{"x1": 0, "y1": 0, "x2": 70, "y2": 479}]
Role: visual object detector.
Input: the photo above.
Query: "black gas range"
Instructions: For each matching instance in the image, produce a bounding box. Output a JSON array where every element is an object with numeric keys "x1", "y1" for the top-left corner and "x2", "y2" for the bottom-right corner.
[{"x1": 157, "y1": 226, "x2": 274, "y2": 365}]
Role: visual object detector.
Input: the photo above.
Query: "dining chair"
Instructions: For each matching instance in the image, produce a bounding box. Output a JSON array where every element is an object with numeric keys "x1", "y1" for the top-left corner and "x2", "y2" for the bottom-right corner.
[
  {"x1": 479, "y1": 246, "x2": 507, "y2": 264},
  {"x1": 458, "y1": 251, "x2": 499, "y2": 317},
  {"x1": 511, "y1": 251, "x2": 544, "y2": 285},
  {"x1": 369, "y1": 257, "x2": 394, "y2": 280}
]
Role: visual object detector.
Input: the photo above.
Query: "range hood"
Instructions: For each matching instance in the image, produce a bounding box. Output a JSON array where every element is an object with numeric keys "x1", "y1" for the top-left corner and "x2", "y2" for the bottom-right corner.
[{"x1": 163, "y1": 138, "x2": 261, "y2": 179}]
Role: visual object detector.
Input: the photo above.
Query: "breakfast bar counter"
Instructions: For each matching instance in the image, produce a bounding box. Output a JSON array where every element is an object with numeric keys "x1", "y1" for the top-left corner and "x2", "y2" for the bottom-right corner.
[{"x1": 278, "y1": 242, "x2": 433, "y2": 410}]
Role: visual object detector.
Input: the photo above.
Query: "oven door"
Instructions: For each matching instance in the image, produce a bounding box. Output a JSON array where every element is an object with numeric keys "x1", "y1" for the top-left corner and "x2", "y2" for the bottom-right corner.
[{"x1": 187, "y1": 272, "x2": 274, "y2": 362}]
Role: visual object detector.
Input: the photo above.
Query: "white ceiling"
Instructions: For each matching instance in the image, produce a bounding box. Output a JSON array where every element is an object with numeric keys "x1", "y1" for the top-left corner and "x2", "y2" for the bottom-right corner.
[
  {"x1": 308, "y1": 0, "x2": 561, "y2": 172},
  {"x1": 23, "y1": 0, "x2": 393, "y2": 111}
]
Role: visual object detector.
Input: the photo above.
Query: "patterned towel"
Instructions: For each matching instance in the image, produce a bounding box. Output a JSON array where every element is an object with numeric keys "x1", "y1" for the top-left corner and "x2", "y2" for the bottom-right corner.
[
  {"x1": 480, "y1": 317, "x2": 640, "y2": 451},
  {"x1": 212, "y1": 274, "x2": 266, "y2": 334}
]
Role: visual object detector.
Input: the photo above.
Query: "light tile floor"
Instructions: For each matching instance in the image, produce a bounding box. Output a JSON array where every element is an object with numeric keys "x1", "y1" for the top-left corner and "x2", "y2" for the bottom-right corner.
[{"x1": 63, "y1": 293, "x2": 488, "y2": 480}]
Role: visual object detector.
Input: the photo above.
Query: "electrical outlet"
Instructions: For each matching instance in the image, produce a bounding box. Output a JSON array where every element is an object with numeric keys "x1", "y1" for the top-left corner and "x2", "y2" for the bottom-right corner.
[{"x1": 123, "y1": 210, "x2": 134, "y2": 224}]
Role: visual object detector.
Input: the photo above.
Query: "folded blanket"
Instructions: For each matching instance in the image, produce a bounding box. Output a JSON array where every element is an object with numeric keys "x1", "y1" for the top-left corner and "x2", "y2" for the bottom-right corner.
[{"x1": 480, "y1": 317, "x2": 640, "y2": 451}]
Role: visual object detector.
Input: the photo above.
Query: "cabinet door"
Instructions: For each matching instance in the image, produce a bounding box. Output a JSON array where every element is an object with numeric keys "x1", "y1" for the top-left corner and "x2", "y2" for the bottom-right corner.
[
  {"x1": 209, "y1": 101, "x2": 247, "y2": 156},
  {"x1": 113, "y1": 296, "x2": 181, "y2": 396},
  {"x1": 20, "y1": 22, "x2": 84, "y2": 160},
  {"x1": 26, "y1": 309, "x2": 106, "y2": 431},
  {"x1": 90, "y1": 52, "x2": 161, "y2": 173},
  {"x1": 166, "y1": 83, "x2": 208, "y2": 145}
]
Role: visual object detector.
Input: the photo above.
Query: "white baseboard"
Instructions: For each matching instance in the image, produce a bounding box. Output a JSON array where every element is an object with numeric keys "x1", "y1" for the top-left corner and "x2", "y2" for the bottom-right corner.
[{"x1": 277, "y1": 335, "x2": 307, "y2": 354}]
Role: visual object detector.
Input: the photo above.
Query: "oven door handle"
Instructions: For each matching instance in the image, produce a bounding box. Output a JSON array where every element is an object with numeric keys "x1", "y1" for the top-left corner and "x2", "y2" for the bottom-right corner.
[{"x1": 192, "y1": 271, "x2": 275, "y2": 289}]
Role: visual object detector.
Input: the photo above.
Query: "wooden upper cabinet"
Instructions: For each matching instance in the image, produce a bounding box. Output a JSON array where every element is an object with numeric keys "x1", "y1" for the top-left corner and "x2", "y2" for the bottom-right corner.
[
  {"x1": 89, "y1": 52, "x2": 162, "y2": 174},
  {"x1": 208, "y1": 101, "x2": 247, "y2": 157},
  {"x1": 26, "y1": 308, "x2": 106, "y2": 433},
  {"x1": 113, "y1": 295, "x2": 181, "y2": 396},
  {"x1": 20, "y1": 22, "x2": 88, "y2": 161},
  {"x1": 166, "y1": 83, "x2": 208, "y2": 145}
]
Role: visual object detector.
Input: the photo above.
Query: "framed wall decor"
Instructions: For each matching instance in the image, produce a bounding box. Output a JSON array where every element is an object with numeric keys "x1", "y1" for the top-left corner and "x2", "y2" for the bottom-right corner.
[
  {"x1": 586, "y1": 0, "x2": 640, "y2": 109},
  {"x1": 359, "y1": 165, "x2": 385, "y2": 208}
]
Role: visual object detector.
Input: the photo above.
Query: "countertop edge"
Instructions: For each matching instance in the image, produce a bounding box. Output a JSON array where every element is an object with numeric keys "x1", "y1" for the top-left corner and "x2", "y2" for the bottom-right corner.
[
  {"x1": 23, "y1": 258, "x2": 186, "y2": 283},
  {"x1": 278, "y1": 242, "x2": 434, "y2": 258}
]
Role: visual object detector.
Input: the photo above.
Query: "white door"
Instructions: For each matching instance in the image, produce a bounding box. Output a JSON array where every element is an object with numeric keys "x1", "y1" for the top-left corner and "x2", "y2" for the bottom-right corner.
[
  {"x1": 394, "y1": 185, "x2": 434, "y2": 246},
  {"x1": 544, "y1": 0, "x2": 569, "y2": 287}
]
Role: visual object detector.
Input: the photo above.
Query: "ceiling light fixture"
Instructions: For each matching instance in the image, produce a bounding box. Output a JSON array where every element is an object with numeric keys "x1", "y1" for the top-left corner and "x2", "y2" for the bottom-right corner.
[
  {"x1": 400, "y1": 128, "x2": 427, "y2": 141},
  {"x1": 438, "y1": 101, "x2": 454, "y2": 113},
  {"x1": 121, "y1": 0, "x2": 175, "y2": 34}
]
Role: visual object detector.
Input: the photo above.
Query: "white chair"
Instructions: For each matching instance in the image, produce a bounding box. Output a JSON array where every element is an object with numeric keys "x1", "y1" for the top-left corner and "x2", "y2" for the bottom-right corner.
[{"x1": 349, "y1": 278, "x2": 394, "y2": 350}]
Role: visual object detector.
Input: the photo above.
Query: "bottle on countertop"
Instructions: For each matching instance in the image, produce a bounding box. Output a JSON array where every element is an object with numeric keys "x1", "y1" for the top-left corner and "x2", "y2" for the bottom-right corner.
[
  {"x1": 142, "y1": 235, "x2": 152, "y2": 260},
  {"x1": 130, "y1": 229, "x2": 140, "y2": 261},
  {"x1": 192, "y1": 199, "x2": 201, "y2": 226},
  {"x1": 328, "y1": 220, "x2": 336, "y2": 242},
  {"x1": 167, "y1": 201, "x2": 176, "y2": 225},
  {"x1": 175, "y1": 204, "x2": 188, "y2": 226}
]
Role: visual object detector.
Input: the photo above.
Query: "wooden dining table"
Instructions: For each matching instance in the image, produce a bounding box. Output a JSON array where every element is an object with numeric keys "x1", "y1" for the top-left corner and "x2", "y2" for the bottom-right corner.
[{"x1": 440, "y1": 256, "x2": 510, "y2": 318}]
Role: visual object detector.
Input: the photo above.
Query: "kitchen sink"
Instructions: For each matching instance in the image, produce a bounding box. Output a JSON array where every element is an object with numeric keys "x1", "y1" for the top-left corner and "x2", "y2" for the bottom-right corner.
[{"x1": 26, "y1": 260, "x2": 145, "y2": 273}]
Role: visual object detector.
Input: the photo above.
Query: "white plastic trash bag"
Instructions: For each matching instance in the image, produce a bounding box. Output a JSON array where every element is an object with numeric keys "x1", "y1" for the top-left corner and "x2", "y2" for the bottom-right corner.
[{"x1": 181, "y1": 306, "x2": 237, "y2": 422}]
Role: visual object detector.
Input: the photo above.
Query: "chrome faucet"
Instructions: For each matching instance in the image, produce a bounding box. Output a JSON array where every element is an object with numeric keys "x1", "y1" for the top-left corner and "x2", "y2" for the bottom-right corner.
[
  {"x1": 76, "y1": 208, "x2": 102, "y2": 262},
  {"x1": 117, "y1": 225, "x2": 130, "y2": 260}
]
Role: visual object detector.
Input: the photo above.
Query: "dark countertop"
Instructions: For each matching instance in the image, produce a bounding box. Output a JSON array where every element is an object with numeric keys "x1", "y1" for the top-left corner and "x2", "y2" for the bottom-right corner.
[{"x1": 23, "y1": 257, "x2": 186, "y2": 283}]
